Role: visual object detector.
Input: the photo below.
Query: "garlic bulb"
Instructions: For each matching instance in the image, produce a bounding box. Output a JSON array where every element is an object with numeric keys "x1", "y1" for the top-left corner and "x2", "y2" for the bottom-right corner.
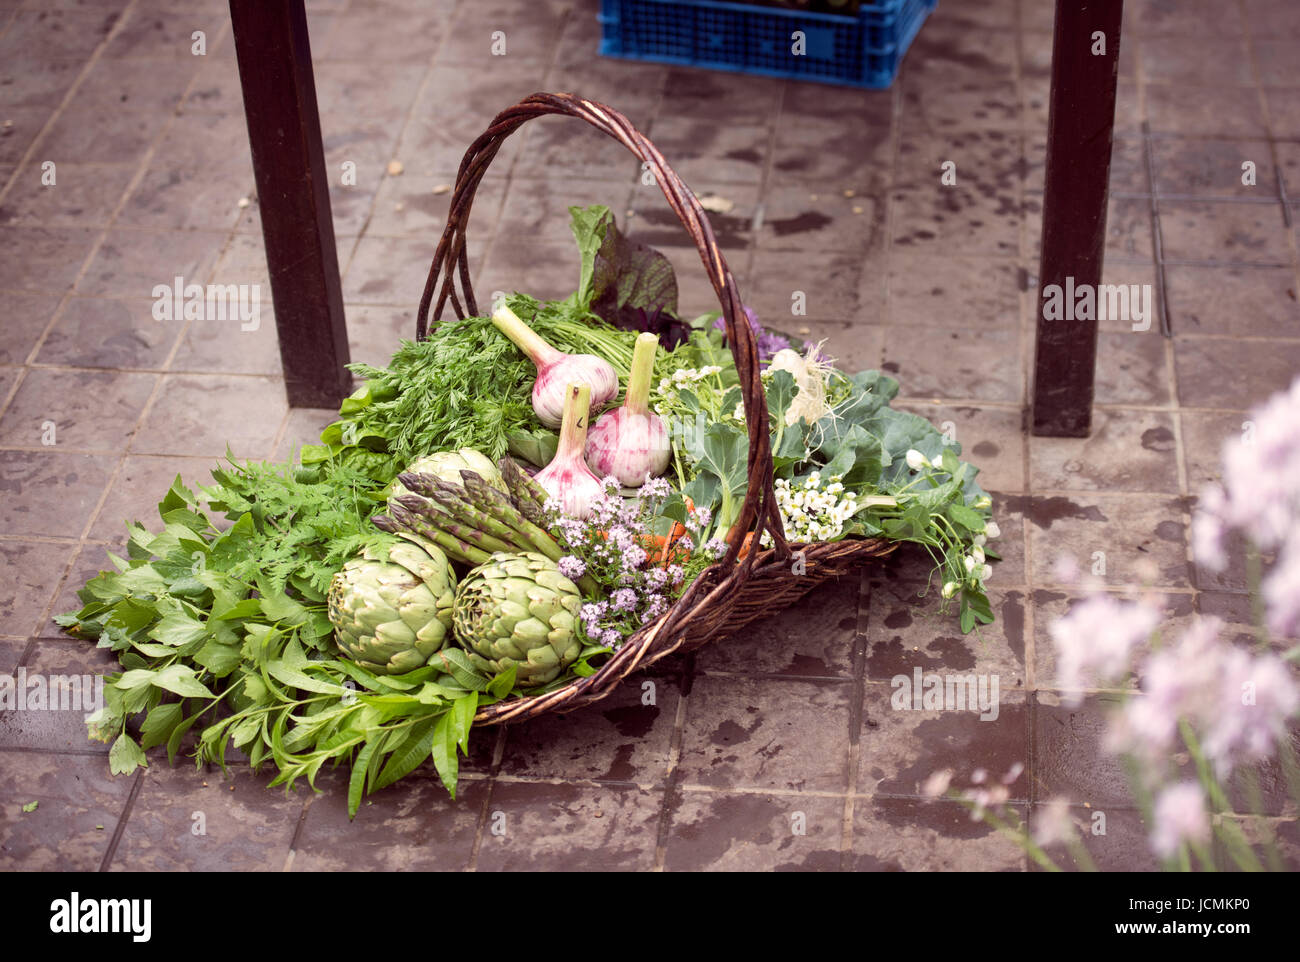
[
  {"x1": 491, "y1": 304, "x2": 618, "y2": 427},
  {"x1": 767, "y1": 346, "x2": 831, "y2": 426},
  {"x1": 534, "y1": 383, "x2": 604, "y2": 519},
  {"x1": 585, "y1": 332, "x2": 670, "y2": 486}
]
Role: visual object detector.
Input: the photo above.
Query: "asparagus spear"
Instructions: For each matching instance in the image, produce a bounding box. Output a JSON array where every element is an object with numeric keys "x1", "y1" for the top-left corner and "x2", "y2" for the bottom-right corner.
[
  {"x1": 382, "y1": 505, "x2": 495, "y2": 567},
  {"x1": 459, "y1": 471, "x2": 565, "y2": 561},
  {"x1": 419, "y1": 485, "x2": 533, "y2": 551},
  {"x1": 498, "y1": 456, "x2": 550, "y2": 523}
]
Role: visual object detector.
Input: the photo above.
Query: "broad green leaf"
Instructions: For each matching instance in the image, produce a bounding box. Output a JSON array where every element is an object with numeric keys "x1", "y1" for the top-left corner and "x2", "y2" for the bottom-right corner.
[
  {"x1": 374, "y1": 717, "x2": 438, "y2": 790},
  {"x1": 194, "y1": 638, "x2": 242, "y2": 677},
  {"x1": 257, "y1": 589, "x2": 309, "y2": 626},
  {"x1": 486, "y1": 665, "x2": 516, "y2": 699},
  {"x1": 148, "y1": 612, "x2": 207, "y2": 648},
  {"x1": 109, "y1": 733, "x2": 148, "y2": 775},
  {"x1": 138, "y1": 702, "x2": 184, "y2": 751},
  {"x1": 266, "y1": 661, "x2": 349, "y2": 696},
  {"x1": 434, "y1": 649, "x2": 488, "y2": 691},
  {"x1": 150, "y1": 664, "x2": 214, "y2": 699}
]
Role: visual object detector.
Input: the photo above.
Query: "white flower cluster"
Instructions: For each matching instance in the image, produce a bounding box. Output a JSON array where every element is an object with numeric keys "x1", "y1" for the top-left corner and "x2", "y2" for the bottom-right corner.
[
  {"x1": 760, "y1": 472, "x2": 859, "y2": 546},
  {"x1": 652, "y1": 366, "x2": 723, "y2": 408}
]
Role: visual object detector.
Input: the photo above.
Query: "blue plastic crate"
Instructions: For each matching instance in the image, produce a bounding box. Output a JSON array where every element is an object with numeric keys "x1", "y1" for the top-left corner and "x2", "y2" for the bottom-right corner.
[{"x1": 598, "y1": 0, "x2": 937, "y2": 89}]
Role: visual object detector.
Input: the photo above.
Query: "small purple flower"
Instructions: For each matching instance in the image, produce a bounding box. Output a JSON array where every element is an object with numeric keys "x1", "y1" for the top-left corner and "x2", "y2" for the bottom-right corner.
[
  {"x1": 676, "y1": 535, "x2": 694, "y2": 553},
  {"x1": 643, "y1": 593, "x2": 668, "y2": 619},
  {"x1": 580, "y1": 601, "x2": 607, "y2": 625},
  {"x1": 612, "y1": 588, "x2": 638, "y2": 612},
  {"x1": 703, "y1": 538, "x2": 728, "y2": 559},
  {"x1": 667, "y1": 564, "x2": 684, "y2": 586},
  {"x1": 640, "y1": 477, "x2": 670, "y2": 500},
  {"x1": 601, "y1": 628, "x2": 623, "y2": 648},
  {"x1": 558, "y1": 556, "x2": 587, "y2": 580},
  {"x1": 645, "y1": 568, "x2": 668, "y2": 590},
  {"x1": 694, "y1": 506, "x2": 712, "y2": 529},
  {"x1": 621, "y1": 544, "x2": 648, "y2": 570}
]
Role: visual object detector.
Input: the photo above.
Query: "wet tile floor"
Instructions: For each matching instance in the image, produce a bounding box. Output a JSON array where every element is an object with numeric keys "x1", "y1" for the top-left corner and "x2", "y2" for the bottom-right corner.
[{"x1": 1, "y1": 0, "x2": 1299, "y2": 871}]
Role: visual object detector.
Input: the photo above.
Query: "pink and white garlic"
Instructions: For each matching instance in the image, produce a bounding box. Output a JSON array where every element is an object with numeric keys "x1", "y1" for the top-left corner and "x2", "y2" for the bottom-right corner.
[
  {"x1": 584, "y1": 332, "x2": 670, "y2": 487},
  {"x1": 534, "y1": 382, "x2": 604, "y2": 519},
  {"x1": 491, "y1": 303, "x2": 617, "y2": 428}
]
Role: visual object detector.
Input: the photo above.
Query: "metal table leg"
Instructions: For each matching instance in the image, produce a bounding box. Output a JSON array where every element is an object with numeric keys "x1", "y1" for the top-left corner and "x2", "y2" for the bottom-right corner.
[
  {"x1": 229, "y1": 0, "x2": 351, "y2": 408},
  {"x1": 1031, "y1": 0, "x2": 1125, "y2": 437}
]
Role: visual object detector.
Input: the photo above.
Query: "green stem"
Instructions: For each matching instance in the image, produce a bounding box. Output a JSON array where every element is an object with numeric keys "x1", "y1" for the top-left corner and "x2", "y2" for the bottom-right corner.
[
  {"x1": 492, "y1": 304, "x2": 562, "y2": 368},
  {"x1": 624, "y1": 333, "x2": 658, "y2": 416}
]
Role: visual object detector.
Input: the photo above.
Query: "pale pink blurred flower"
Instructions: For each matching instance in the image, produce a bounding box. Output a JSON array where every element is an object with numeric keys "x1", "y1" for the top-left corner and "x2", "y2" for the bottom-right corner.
[
  {"x1": 1032, "y1": 797, "x2": 1076, "y2": 848},
  {"x1": 1217, "y1": 377, "x2": 1300, "y2": 551},
  {"x1": 1002, "y1": 761, "x2": 1025, "y2": 785},
  {"x1": 963, "y1": 783, "x2": 1011, "y2": 821},
  {"x1": 922, "y1": 769, "x2": 953, "y2": 798},
  {"x1": 1191, "y1": 484, "x2": 1229, "y2": 571},
  {"x1": 1150, "y1": 782, "x2": 1210, "y2": 859},
  {"x1": 1262, "y1": 535, "x2": 1300, "y2": 639},
  {"x1": 1108, "y1": 617, "x2": 1299, "y2": 773},
  {"x1": 1049, "y1": 593, "x2": 1161, "y2": 705},
  {"x1": 1051, "y1": 554, "x2": 1081, "y2": 586}
]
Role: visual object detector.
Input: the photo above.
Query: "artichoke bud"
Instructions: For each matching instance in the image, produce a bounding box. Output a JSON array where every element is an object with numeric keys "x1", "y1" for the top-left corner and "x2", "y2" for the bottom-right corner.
[{"x1": 329, "y1": 538, "x2": 456, "y2": 675}]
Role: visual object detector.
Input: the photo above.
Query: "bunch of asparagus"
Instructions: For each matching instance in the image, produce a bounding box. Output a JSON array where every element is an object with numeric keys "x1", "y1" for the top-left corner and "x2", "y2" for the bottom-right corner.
[{"x1": 373, "y1": 457, "x2": 598, "y2": 595}]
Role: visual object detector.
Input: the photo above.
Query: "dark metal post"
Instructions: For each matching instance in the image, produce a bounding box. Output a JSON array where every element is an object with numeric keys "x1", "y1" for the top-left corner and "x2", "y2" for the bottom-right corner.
[
  {"x1": 229, "y1": 0, "x2": 351, "y2": 407},
  {"x1": 1031, "y1": 0, "x2": 1124, "y2": 437}
]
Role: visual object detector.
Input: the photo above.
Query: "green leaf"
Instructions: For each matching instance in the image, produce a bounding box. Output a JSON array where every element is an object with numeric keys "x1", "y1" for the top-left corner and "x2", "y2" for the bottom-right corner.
[
  {"x1": 257, "y1": 588, "x2": 309, "y2": 626},
  {"x1": 567, "y1": 204, "x2": 614, "y2": 309},
  {"x1": 150, "y1": 664, "x2": 215, "y2": 699},
  {"x1": 765, "y1": 369, "x2": 797, "y2": 427},
  {"x1": 486, "y1": 665, "x2": 517, "y2": 699},
  {"x1": 947, "y1": 503, "x2": 986, "y2": 533},
  {"x1": 265, "y1": 660, "x2": 349, "y2": 696},
  {"x1": 374, "y1": 717, "x2": 438, "y2": 791},
  {"x1": 109, "y1": 733, "x2": 148, "y2": 775},
  {"x1": 433, "y1": 649, "x2": 489, "y2": 691},
  {"x1": 450, "y1": 691, "x2": 478, "y2": 754},
  {"x1": 139, "y1": 702, "x2": 185, "y2": 751},
  {"x1": 194, "y1": 638, "x2": 242, "y2": 677},
  {"x1": 148, "y1": 611, "x2": 207, "y2": 648},
  {"x1": 348, "y1": 739, "x2": 380, "y2": 818},
  {"x1": 505, "y1": 427, "x2": 559, "y2": 468},
  {"x1": 429, "y1": 710, "x2": 460, "y2": 799}
]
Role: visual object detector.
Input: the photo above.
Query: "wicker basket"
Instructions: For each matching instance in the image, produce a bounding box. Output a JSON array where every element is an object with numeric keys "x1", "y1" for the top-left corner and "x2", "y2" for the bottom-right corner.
[{"x1": 415, "y1": 92, "x2": 897, "y2": 725}]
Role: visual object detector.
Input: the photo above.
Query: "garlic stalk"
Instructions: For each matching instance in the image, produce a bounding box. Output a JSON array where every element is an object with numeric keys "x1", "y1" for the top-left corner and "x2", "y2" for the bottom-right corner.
[
  {"x1": 491, "y1": 303, "x2": 618, "y2": 427},
  {"x1": 534, "y1": 383, "x2": 604, "y2": 519},
  {"x1": 585, "y1": 332, "x2": 670, "y2": 486}
]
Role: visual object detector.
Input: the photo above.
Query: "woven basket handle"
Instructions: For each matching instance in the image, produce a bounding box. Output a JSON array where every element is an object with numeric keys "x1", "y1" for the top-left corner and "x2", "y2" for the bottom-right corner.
[{"x1": 415, "y1": 92, "x2": 789, "y2": 568}]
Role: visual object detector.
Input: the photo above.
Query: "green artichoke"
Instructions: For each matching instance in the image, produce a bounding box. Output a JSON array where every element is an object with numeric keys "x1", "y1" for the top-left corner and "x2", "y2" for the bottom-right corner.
[
  {"x1": 388, "y1": 449, "x2": 506, "y2": 506},
  {"x1": 328, "y1": 537, "x2": 456, "y2": 674},
  {"x1": 452, "y1": 551, "x2": 583, "y2": 686}
]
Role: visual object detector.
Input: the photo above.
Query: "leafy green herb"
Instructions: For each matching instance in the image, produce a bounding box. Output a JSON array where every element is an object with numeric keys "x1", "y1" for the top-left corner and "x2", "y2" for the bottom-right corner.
[{"x1": 58, "y1": 467, "x2": 501, "y2": 816}]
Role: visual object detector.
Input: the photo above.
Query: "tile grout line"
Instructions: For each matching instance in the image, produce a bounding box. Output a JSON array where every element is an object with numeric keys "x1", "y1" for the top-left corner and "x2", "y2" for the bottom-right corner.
[
  {"x1": 97, "y1": 767, "x2": 145, "y2": 872},
  {"x1": 839, "y1": 569, "x2": 873, "y2": 868},
  {"x1": 463, "y1": 725, "x2": 508, "y2": 872},
  {"x1": 650, "y1": 651, "x2": 693, "y2": 872}
]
